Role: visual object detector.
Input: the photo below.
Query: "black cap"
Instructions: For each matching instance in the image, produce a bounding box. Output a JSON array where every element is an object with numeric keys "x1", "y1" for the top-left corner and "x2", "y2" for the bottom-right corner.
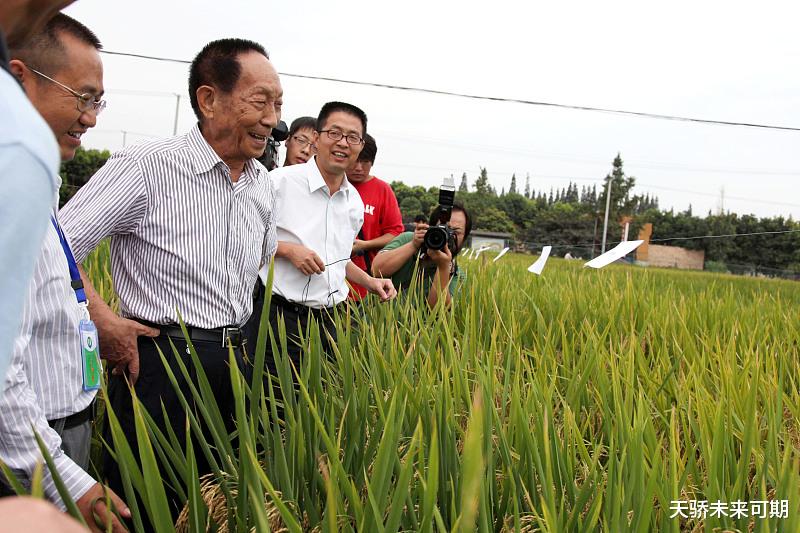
[{"x1": 271, "y1": 120, "x2": 289, "y2": 142}]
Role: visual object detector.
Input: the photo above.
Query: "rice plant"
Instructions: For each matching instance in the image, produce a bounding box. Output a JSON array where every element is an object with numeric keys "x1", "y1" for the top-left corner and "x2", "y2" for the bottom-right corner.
[{"x1": 10, "y1": 250, "x2": 799, "y2": 532}]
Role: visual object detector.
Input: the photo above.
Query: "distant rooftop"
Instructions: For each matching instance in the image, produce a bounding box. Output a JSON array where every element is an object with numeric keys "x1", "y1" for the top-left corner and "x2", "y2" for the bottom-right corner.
[{"x1": 471, "y1": 230, "x2": 513, "y2": 238}]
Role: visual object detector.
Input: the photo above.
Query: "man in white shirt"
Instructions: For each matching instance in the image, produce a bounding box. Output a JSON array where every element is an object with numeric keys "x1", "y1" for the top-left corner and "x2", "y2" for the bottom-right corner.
[
  {"x1": 248, "y1": 102, "x2": 396, "y2": 395},
  {"x1": 1, "y1": 14, "x2": 130, "y2": 532}
]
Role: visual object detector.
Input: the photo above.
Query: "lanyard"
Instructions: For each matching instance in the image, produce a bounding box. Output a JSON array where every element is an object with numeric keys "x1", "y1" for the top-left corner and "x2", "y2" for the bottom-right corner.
[{"x1": 50, "y1": 215, "x2": 87, "y2": 305}]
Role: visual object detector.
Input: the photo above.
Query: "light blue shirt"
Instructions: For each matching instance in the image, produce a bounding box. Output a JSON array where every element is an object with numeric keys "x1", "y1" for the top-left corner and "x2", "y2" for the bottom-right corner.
[{"x1": 0, "y1": 68, "x2": 60, "y2": 391}]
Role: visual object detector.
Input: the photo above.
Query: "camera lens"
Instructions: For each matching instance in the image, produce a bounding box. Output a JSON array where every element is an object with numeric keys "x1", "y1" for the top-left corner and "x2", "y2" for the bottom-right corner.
[{"x1": 424, "y1": 226, "x2": 448, "y2": 251}]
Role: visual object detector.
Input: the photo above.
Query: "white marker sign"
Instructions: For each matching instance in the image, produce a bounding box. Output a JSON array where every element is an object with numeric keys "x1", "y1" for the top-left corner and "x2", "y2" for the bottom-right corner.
[
  {"x1": 583, "y1": 240, "x2": 643, "y2": 269},
  {"x1": 527, "y1": 246, "x2": 552, "y2": 275},
  {"x1": 493, "y1": 247, "x2": 510, "y2": 262}
]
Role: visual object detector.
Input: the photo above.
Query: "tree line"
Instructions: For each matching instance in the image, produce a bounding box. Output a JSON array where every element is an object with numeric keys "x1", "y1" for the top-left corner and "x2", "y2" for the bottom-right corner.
[{"x1": 61, "y1": 148, "x2": 800, "y2": 276}]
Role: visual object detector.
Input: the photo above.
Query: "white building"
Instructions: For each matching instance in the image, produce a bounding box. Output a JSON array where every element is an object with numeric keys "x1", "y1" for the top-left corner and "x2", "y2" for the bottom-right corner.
[{"x1": 469, "y1": 230, "x2": 512, "y2": 251}]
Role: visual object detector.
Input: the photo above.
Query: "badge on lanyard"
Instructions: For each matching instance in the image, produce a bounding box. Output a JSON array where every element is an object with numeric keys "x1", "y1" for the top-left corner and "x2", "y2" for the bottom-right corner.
[
  {"x1": 79, "y1": 313, "x2": 101, "y2": 391},
  {"x1": 51, "y1": 215, "x2": 102, "y2": 391}
]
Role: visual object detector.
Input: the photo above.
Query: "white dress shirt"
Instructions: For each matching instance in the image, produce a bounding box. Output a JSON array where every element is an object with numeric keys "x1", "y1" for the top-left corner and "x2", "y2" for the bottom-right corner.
[
  {"x1": 0, "y1": 67, "x2": 60, "y2": 388},
  {"x1": 60, "y1": 124, "x2": 278, "y2": 328},
  {"x1": 0, "y1": 177, "x2": 95, "y2": 508},
  {"x1": 267, "y1": 158, "x2": 364, "y2": 308}
]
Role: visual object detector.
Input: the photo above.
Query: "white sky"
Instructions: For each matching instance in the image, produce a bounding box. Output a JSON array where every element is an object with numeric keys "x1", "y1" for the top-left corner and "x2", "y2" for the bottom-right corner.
[{"x1": 63, "y1": 0, "x2": 800, "y2": 219}]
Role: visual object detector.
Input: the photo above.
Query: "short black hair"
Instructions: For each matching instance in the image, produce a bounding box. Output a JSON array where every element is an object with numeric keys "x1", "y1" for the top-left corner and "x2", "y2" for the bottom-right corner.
[
  {"x1": 288, "y1": 116, "x2": 316, "y2": 137},
  {"x1": 429, "y1": 202, "x2": 472, "y2": 240},
  {"x1": 10, "y1": 13, "x2": 102, "y2": 75},
  {"x1": 413, "y1": 214, "x2": 427, "y2": 223},
  {"x1": 316, "y1": 101, "x2": 367, "y2": 137},
  {"x1": 357, "y1": 133, "x2": 377, "y2": 163},
  {"x1": 189, "y1": 38, "x2": 269, "y2": 121}
]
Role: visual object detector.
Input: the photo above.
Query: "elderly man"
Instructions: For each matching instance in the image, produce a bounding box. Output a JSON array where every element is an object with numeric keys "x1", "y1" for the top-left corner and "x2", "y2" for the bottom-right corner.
[
  {"x1": 60, "y1": 38, "x2": 281, "y2": 516},
  {"x1": 0, "y1": 0, "x2": 74, "y2": 386},
  {"x1": 1, "y1": 13, "x2": 131, "y2": 532}
]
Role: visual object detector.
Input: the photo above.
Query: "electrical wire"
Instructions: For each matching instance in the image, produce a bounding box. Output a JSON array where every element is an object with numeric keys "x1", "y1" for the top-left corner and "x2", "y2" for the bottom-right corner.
[{"x1": 99, "y1": 50, "x2": 800, "y2": 133}]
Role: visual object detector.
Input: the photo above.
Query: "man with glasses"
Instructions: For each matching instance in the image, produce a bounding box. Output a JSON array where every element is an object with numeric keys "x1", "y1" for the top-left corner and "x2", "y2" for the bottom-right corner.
[
  {"x1": 248, "y1": 102, "x2": 396, "y2": 400},
  {"x1": 282, "y1": 115, "x2": 316, "y2": 166},
  {"x1": 1, "y1": 13, "x2": 131, "y2": 532},
  {"x1": 372, "y1": 202, "x2": 472, "y2": 309}
]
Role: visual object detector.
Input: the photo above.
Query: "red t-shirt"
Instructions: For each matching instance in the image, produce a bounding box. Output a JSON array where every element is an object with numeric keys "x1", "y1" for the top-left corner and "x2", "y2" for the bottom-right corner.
[{"x1": 349, "y1": 176, "x2": 404, "y2": 299}]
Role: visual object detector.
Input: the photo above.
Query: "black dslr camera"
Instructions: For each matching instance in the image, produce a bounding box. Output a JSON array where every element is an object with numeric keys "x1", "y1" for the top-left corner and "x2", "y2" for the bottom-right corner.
[
  {"x1": 421, "y1": 176, "x2": 457, "y2": 257},
  {"x1": 256, "y1": 120, "x2": 289, "y2": 171}
]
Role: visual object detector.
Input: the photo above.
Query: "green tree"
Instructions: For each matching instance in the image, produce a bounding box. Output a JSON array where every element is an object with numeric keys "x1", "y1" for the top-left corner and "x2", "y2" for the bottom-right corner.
[
  {"x1": 59, "y1": 147, "x2": 111, "y2": 206},
  {"x1": 509, "y1": 173, "x2": 517, "y2": 194},
  {"x1": 524, "y1": 173, "x2": 531, "y2": 199},
  {"x1": 475, "y1": 207, "x2": 515, "y2": 233},
  {"x1": 459, "y1": 172, "x2": 469, "y2": 192},
  {"x1": 399, "y1": 197, "x2": 423, "y2": 222},
  {"x1": 474, "y1": 167, "x2": 495, "y2": 196}
]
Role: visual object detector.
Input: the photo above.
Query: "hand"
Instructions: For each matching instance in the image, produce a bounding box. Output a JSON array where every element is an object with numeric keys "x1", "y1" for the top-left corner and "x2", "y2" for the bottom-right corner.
[
  {"x1": 287, "y1": 244, "x2": 325, "y2": 275},
  {"x1": 98, "y1": 314, "x2": 159, "y2": 386},
  {"x1": 0, "y1": 497, "x2": 87, "y2": 532},
  {"x1": 411, "y1": 223, "x2": 429, "y2": 249},
  {"x1": 352, "y1": 239, "x2": 367, "y2": 254},
  {"x1": 367, "y1": 277, "x2": 397, "y2": 302},
  {"x1": 76, "y1": 483, "x2": 131, "y2": 533},
  {"x1": 427, "y1": 245, "x2": 453, "y2": 268}
]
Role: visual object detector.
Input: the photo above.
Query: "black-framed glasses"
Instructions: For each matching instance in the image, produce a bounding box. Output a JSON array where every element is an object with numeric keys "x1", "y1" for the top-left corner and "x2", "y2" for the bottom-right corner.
[
  {"x1": 318, "y1": 129, "x2": 363, "y2": 145},
  {"x1": 29, "y1": 67, "x2": 106, "y2": 115},
  {"x1": 291, "y1": 135, "x2": 313, "y2": 148}
]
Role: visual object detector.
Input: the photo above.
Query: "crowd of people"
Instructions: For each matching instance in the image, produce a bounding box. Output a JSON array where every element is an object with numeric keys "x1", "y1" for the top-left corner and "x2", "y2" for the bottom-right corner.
[{"x1": 0, "y1": 2, "x2": 472, "y2": 531}]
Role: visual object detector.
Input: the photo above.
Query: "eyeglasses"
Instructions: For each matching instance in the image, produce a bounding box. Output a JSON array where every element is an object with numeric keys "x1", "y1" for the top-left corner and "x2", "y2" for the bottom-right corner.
[
  {"x1": 291, "y1": 135, "x2": 313, "y2": 148},
  {"x1": 318, "y1": 129, "x2": 363, "y2": 145},
  {"x1": 29, "y1": 67, "x2": 106, "y2": 115}
]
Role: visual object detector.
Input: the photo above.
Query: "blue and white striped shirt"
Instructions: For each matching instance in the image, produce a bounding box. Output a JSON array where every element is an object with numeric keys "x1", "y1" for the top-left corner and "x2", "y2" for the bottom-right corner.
[
  {"x1": 60, "y1": 124, "x2": 278, "y2": 328},
  {"x1": 0, "y1": 177, "x2": 96, "y2": 508}
]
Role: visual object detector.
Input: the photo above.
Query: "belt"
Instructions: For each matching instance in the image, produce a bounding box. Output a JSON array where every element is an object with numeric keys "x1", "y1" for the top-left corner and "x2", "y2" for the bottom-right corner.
[
  {"x1": 138, "y1": 320, "x2": 247, "y2": 349},
  {"x1": 271, "y1": 293, "x2": 336, "y2": 317},
  {"x1": 48, "y1": 400, "x2": 95, "y2": 431}
]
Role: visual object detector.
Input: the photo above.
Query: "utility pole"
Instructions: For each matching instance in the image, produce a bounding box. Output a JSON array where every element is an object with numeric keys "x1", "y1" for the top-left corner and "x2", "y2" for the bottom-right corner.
[
  {"x1": 172, "y1": 94, "x2": 181, "y2": 136},
  {"x1": 121, "y1": 130, "x2": 127, "y2": 147},
  {"x1": 600, "y1": 175, "x2": 612, "y2": 254}
]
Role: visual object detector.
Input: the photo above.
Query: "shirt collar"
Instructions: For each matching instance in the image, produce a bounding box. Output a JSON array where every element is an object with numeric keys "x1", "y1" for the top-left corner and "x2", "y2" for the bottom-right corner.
[
  {"x1": 186, "y1": 123, "x2": 263, "y2": 183},
  {"x1": 307, "y1": 156, "x2": 350, "y2": 196},
  {"x1": 187, "y1": 123, "x2": 225, "y2": 175}
]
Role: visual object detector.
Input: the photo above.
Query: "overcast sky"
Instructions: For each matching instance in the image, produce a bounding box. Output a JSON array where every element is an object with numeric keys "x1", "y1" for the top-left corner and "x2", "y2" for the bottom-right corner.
[{"x1": 63, "y1": 0, "x2": 799, "y2": 219}]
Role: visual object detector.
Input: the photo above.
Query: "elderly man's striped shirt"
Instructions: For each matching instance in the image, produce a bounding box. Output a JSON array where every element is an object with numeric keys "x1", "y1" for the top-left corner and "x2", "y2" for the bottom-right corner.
[{"x1": 60, "y1": 124, "x2": 277, "y2": 328}]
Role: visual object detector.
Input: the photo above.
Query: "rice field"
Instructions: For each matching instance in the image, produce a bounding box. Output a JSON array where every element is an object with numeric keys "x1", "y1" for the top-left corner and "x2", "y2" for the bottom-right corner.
[{"x1": 69, "y1": 249, "x2": 800, "y2": 531}]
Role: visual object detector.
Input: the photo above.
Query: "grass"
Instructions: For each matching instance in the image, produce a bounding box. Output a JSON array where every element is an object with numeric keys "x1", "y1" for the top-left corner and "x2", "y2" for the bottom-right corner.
[{"x1": 13, "y1": 245, "x2": 800, "y2": 532}]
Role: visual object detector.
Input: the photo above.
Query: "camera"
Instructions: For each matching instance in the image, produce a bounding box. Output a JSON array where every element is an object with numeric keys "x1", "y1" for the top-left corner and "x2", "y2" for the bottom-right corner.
[
  {"x1": 256, "y1": 120, "x2": 289, "y2": 171},
  {"x1": 421, "y1": 176, "x2": 457, "y2": 256}
]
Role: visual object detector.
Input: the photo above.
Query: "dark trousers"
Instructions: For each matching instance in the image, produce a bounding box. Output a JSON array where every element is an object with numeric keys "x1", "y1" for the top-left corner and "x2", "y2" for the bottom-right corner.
[
  {"x1": 102, "y1": 333, "x2": 245, "y2": 528},
  {"x1": 246, "y1": 284, "x2": 338, "y2": 410}
]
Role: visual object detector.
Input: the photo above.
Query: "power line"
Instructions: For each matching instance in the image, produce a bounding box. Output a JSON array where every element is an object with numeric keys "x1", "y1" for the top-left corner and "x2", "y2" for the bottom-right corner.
[
  {"x1": 379, "y1": 131, "x2": 800, "y2": 176},
  {"x1": 100, "y1": 50, "x2": 800, "y2": 133}
]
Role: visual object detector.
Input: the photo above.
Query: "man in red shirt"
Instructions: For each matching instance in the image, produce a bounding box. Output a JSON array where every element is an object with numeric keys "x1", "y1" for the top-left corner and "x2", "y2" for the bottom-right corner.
[{"x1": 347, "y1": 133, "x2": 404, "y2": 299}]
